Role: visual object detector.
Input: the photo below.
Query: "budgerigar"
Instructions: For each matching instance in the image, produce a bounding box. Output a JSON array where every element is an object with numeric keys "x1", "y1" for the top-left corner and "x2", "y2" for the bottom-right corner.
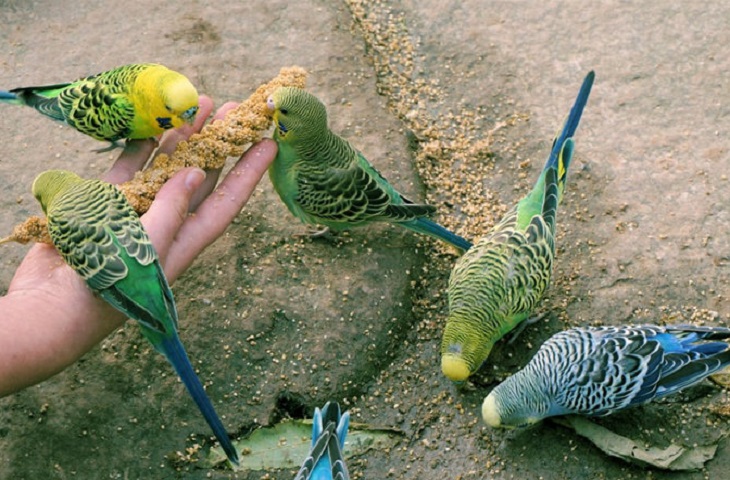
[
  {"x1": 482, "y1": 325, "x2": 730, "y2": 428},
  {"x1": 32, "y1": 170, "x2": 239, "y2": 466},
  {"x1": 294, "y1": 402, "x2": 350, "y2": 480},
  {"x1": 266, "y1": 87, "x2": 472, "y2": 251},
  {"x1": 1, "y1": 63, "x2": 199, "y2": 146},
  {"x1": 441, "y1": 72, "x2": 595, "y2": 381}
]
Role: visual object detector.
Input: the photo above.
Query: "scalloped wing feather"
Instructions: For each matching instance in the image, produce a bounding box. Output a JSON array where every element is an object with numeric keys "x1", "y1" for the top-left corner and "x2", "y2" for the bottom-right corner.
[
  {"x1": 47, "y1": 179, "x2": 155, "y2": 290},
  {"x1": 57, "y1": 77, "x2": 136, "y2": 142}
]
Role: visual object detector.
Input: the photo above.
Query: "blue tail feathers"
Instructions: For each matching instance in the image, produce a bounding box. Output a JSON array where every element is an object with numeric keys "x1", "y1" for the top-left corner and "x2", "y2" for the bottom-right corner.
[
  {"x1": 295, "y1": 401, "x2": 351, "y2": 480},
  {"x1": 0, "y1": 90, "x2": 19, "y2": 102},
  {"x1": 160, "y1": 336, "x2": 239, "y2": 466},
  {"x1": 319, "y1": 402, "x2": 349, "y2": 451},
  {"x1": 653, "y1": 325, "x2": 730, "y2": 399},
  {"x1": 544, "y1": 71, "x2": 595, "y2": 173},
  {"x1": 404, "y1": 217, "x2": 472, "y2": 251}
]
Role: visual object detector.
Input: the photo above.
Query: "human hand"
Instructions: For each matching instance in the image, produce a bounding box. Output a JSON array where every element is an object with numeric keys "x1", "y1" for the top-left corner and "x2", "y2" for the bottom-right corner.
[{"x1": 0, "y1": 95, "x2": 277, "y2": 396}]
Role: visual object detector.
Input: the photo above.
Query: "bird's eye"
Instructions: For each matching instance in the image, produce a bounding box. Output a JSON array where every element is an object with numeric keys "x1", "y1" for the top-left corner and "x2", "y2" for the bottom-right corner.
[
  {"x1": 279, "y1": 108, "x2": 288, "y2": 115},
  {"x1": 165, "y1": 104, "x2": 173, "y2": 112}
]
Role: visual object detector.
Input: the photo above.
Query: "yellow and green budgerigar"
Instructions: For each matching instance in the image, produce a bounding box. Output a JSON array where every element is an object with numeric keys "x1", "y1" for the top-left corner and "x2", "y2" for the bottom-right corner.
[
  {"x1": 32, "y1": 170, "x2": 239, "y2": 466},
  {"x1": 440, "y1": 71, "x2": 595, "y2": 382},
  {"x1": 0, "y1": 63, "x2": 199, "y2": 145},
  {"x1": 266, "y1": 87, "x2": 472, "y2": 251}
]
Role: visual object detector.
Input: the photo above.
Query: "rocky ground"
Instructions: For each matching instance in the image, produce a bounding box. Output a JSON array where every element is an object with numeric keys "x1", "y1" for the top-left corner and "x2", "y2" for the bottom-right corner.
[{"x1": 1, "y1": 1, "x2": 730, "y2": 479}]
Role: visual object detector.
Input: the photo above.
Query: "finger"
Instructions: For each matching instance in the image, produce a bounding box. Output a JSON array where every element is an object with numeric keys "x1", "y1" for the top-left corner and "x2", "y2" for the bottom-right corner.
[
  {"x1": 165, "y1": 139, "x2": 277, "y2": 281},
  {"x1": 189, "y1": 167, "x2": 221, "y2": 212},
  {"x1": 212, "y1": 101, "x2": 239, "y2": 119},
  {"x1": 102, "y1": 139, "x2": 157, "y2": 184},
  {"x1": 188, "y1": 101, "x2": 240, "y2": 211},
  {"x1": 156, "y1": 95, "x2": 215, "y2": 156},
  {"x1": 139, "y1": 167, "x2": 207, "y2": 273}
]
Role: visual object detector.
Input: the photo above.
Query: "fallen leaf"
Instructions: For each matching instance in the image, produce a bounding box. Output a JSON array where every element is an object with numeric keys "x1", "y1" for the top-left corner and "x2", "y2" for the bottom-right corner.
[
  {"x1": 709, "y1": 365, "x2": 730, "y2": 387},
  {"x1": 205, "y1": 418, "x2": 403, "y2": 471},
  {"x1": 552, "y1": 416, "x2": 720, "y2": 471}
]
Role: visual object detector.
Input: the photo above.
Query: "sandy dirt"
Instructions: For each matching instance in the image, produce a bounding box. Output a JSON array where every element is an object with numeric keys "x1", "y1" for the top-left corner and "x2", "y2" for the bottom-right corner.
[{"x1": 1, "y1": 1, "x2": 730, "y2": 479}]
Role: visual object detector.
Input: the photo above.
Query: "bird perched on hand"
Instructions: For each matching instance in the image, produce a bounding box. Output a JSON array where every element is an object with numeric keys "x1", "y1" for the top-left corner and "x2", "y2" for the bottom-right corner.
[
  {"x1": 32, "y1": 170, "x2": 239, "y2": 466},
  {"x1": 294, "y1": 402, "x2": 350, "y2": 480},
  {"x1": 266, "y1": 86, "x2": 472, "y2": 251},
  {"x1": 440, "y1": 71, "x2": 595, "y2": 381},
  {"x1": 1, "y1": 63, "x2": 199, "y2": 146},
  {"x1": 482, "y1": 324, "x2": 730, "y2": 428}
]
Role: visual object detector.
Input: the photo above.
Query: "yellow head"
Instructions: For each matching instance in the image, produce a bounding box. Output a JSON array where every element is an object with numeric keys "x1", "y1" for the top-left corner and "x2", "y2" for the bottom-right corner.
[
  {"x1": 32, "y1": 170, "x2": 83, "y2": 214},
  {"x1": 160, "y1": 71, "x2": 200, "y2": 124},
  {"x1": 441, "y1": 353, "x2": 475, "y2": 382},
  {"x1": 440, "y1": 311, "x2": 496, "y2": 382},
  {"x1": 134, "y1": 65, "x2": 199, "y2": 137}
]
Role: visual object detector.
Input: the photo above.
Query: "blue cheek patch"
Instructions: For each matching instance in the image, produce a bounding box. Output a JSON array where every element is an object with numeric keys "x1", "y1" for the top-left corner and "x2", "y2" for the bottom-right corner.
[
  {"x1": 157, "y1": 117, "x2": 173, "y2": 129},
  {"x1": 278, "y1": 121, "x2": 288, "y2": 134}
]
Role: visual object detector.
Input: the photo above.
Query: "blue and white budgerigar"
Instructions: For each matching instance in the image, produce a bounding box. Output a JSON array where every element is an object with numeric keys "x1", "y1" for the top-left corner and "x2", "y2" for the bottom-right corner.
[
  {"x1": 440, "y1": 72, "x2": 595, "y2": 381},
  {"x1": 32, "y1": 169, "x2": 239, "y2": 465},
  {"x1": 266, "y1": 86, "x2": 472, "y2": 251},
  {"x1": 482, "y1": 324, "x2": 730, "y2": 428},
  {"x1": 294, "y1": 402, "x2": 350, "y2": 480}
]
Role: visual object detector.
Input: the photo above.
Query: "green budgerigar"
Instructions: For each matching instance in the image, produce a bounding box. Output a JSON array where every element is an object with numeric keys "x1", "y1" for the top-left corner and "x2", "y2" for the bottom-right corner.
[
  {"x1": 32, "y1": 170, "x2": 239, "y2": 466},
  {"x1": 441, "y1": 72, "x2": 595, "y2": 382},
  {"x1": 1, "y1": 63, "x2": 199, "y2": 146},
  {"x1": 266, "y1": 87, "x2": 472, "y2": 251}
]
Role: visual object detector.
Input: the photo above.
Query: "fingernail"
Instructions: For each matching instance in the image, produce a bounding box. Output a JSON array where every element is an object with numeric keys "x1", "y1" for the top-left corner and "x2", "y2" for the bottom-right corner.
[{"x1": 185, "y1": 168, "x2": 206, "y2": 191}]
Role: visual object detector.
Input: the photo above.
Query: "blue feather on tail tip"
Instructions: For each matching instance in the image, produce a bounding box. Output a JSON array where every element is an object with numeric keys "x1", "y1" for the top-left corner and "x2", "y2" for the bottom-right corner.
[
  {"x1": 295, "y1": 402, "x2": 351, "y2": 480},
  {"x1": 159, "y1": 336, "x2": 239, "y2": 466},
  {"x1": 0, "y1": 90, "x2": 19, "y2": 102},
  {"x1": 404, "y1": 217, "x2": 472, "y2": 251},
  {"x1": 545, "y1": 71, "x2": 595, "y2": 172},
  {"x1": 651, "y1": 326, "x2": 730, "y2": 398}
]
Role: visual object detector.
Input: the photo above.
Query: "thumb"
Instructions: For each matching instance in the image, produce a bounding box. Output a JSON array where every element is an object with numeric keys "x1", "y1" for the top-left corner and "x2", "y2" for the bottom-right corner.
[{"x1": 139, "y1": 167, "x2": 206, "y2": 271}]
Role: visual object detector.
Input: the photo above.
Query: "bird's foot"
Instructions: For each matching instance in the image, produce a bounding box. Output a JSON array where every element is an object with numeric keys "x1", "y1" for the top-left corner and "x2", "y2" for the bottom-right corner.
[
  {"x1": 92, "y1": 140, "x2": 125, "y2": 153},
  {"x1": 507, "y1": 312, "x2": 547, "y2": 345},
  {"x1": 294, "y1": 225, "x2": 332, "y2": 239}
]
